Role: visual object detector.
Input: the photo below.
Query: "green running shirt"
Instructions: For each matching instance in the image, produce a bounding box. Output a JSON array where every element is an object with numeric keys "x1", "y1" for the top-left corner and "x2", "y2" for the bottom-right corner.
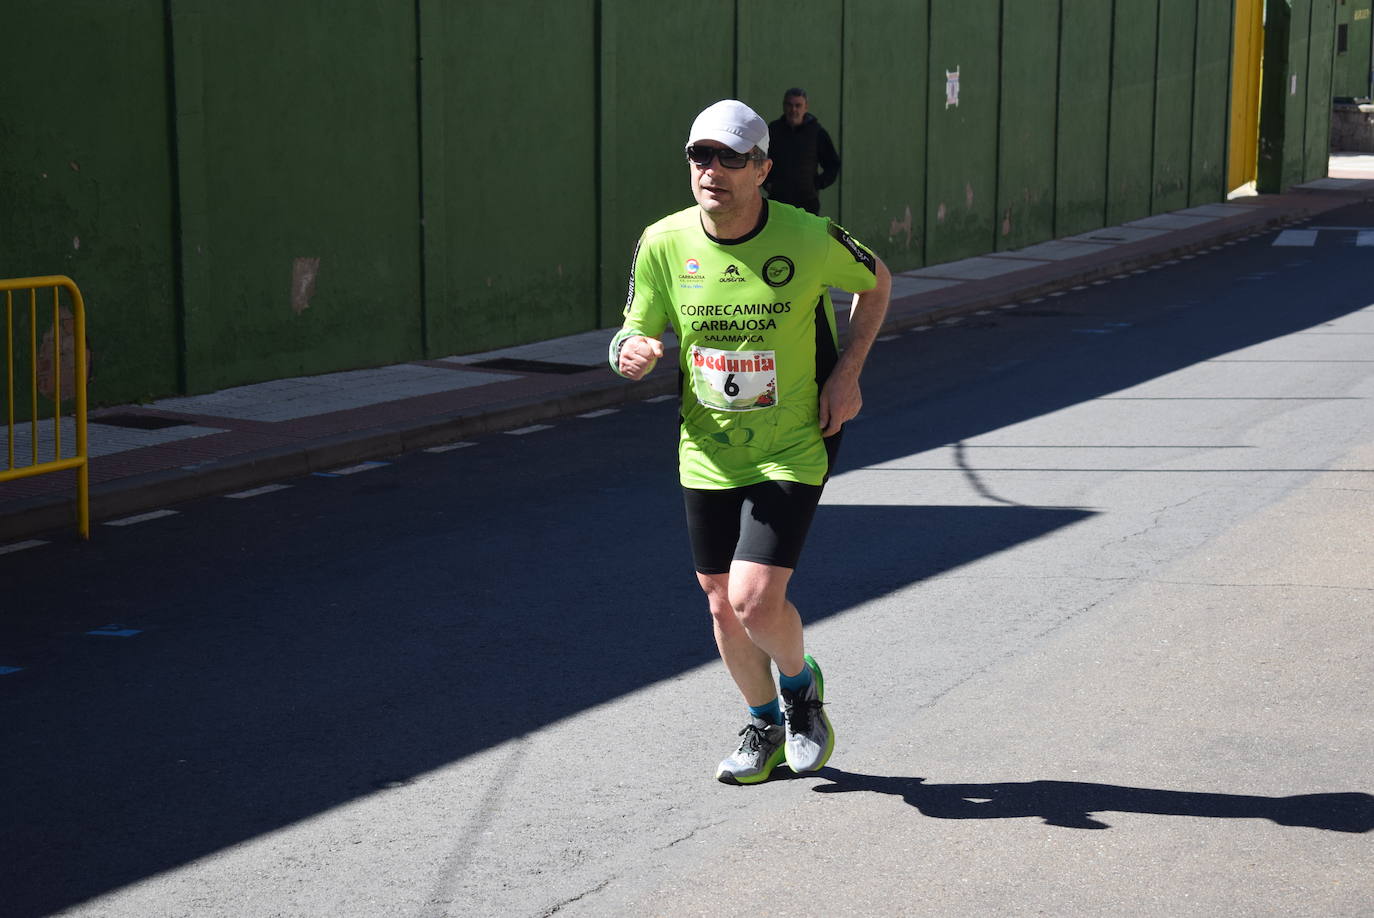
[{"x1": 616, "y1": 200, "x2": 878, "y2": 489}]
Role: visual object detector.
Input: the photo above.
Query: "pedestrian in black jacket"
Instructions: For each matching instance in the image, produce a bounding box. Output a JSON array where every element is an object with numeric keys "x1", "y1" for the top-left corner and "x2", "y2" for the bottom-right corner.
[{"x1": 764, "y1": 88, "x2": 841, "y2": 215}]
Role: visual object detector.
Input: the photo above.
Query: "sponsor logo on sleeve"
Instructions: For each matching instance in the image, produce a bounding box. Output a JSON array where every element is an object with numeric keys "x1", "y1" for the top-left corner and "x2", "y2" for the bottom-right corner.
[
  {"x1": 623, "y1": 237, "x2": 642, "y2": 313},
  {"x1": 828, "y1": 223, "x2": 877, "y2": 272}
]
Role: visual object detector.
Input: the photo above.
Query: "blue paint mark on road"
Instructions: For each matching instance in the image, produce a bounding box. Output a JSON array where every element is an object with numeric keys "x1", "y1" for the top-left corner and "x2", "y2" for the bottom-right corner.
[
  {"x1": 0, "y1": 665, "x2": 23, "y2": 675},
  {"x1": 88, "y1": 625, "x2": 142, "y2": 637}
]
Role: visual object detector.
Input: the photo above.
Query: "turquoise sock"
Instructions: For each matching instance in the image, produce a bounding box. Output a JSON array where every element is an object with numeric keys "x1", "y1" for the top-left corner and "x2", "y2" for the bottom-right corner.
[
  {"x1": 749, "y1": 698, "x2": 782, "y2": 726},
  {"x1": 778, "y1": 662, "x2": 813, "y2": 695}
]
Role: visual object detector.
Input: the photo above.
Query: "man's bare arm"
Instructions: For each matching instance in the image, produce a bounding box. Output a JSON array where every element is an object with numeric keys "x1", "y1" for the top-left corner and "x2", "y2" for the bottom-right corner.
[{"x1": 818, "y1": 256, "x2": 891, "y2": 437}]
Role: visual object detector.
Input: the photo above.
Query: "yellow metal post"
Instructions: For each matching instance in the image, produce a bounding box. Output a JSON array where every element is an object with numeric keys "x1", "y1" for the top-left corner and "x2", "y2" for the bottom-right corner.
[
  {"x1": 70, "y1": 281, "x2": 89, "y2": 539},
  {"x1": 5, "y1": 290, "x2": 12, "y2": 470},
  {"x1": 1229, "y1": 0, "x2": 1265, "y2": 192},
  {"x1": 52, "y1": 288, "x2": 61, "y2": 460},
  {"x1": 28, "y1": 289, "x2": 38, "y2": 467}
]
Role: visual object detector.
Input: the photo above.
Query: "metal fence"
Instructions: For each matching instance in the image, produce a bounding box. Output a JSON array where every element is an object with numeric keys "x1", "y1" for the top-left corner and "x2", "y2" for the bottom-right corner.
[{"x1": 1, "y1": 276, "x2": 89, "y2": 538}]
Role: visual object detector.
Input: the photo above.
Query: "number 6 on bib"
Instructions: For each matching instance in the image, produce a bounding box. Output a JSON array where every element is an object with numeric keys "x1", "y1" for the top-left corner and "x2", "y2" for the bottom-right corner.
[{"x1": 689, "y1": 346, "x2": 779, "y2": 411}]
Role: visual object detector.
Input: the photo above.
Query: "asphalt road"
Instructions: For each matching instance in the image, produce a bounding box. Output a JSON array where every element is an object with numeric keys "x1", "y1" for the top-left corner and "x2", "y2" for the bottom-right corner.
[{"x1": 3, "y1": 206, "x2": 1373, "y2": 917}]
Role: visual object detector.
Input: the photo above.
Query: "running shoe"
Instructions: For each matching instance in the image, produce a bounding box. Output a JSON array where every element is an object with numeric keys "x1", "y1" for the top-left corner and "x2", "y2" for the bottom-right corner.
[
  {"x1": 781, "y1": 654, "x2": 833, "y2": 772},
  {"x1": 716, "y1": 715, "x2": 786, "y2": 785}
]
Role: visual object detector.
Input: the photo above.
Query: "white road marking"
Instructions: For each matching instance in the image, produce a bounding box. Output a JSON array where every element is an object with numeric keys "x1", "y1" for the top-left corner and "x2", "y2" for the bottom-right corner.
[
  {"x1": 225, "y1": 484, "x2": 292, "y2": 499},
  {"x1": 105, "y1": 509, "x2": 180, "y2": 527},
  {"x1": 1357, "y1": 231, "x2": 1374, "y2": 247},
  {"x1": 644, "y1": 395, "x2": 676, "y2": 403},
  {"x1": 322, "y1": 461, "x2": 390, "y2": 476},
  {"x1": 0, "y1": 540, "x2": 48, "y2": 555},
  {"x1": 506, "y1": 424, "x2": 554, "y2": 435},
  {"x1": 577, "y1": 409, "x2": 620, "y2": 419},
  {"x1": 424, "y1": 442, "x2": 475, "y2": 452},
  {"x1": 0, "y1": 666, "x2": 22, "y2": 676},
  {"x1": 1273, "y1": 229, "x2": 1318, "y2": 246}
]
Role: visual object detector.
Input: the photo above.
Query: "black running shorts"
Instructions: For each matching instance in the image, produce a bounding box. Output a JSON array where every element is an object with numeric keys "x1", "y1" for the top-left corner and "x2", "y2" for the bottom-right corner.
[{"x1": 682, "y1": 433, "x2": 841, "y2": 574}]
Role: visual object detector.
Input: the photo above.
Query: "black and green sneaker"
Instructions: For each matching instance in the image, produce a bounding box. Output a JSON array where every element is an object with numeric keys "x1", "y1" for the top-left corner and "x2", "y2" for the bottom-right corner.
[
  {"x1": 716, "y1": 715, "x2": 787, "y2": 785},
  {"x1": 781, "y1": 654, "x2": 833, "y2": 772}
]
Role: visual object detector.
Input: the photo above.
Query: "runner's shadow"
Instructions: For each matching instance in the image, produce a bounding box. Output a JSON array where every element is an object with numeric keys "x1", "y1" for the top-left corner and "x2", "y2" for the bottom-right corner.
[{"x1": 811, "y1": 770, "x2": 1374, "y2": 833}]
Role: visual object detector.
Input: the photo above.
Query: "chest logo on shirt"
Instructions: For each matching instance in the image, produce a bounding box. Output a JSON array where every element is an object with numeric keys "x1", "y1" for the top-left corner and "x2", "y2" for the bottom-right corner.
[
  {"x1": 763, "y1": 255, "x2": 795, "y2": 288},
  {"x1": 679, "y1": 257, "x2": 705, "y2": 289},
  {"x1": 720, "y1": 264, "x2": 747, "y2": 284}
]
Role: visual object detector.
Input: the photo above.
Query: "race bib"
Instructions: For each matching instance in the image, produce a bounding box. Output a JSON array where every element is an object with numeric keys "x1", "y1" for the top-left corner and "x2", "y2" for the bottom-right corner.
[{"x1": 689, "y1": 346, "x2": 779, "y2": 411}]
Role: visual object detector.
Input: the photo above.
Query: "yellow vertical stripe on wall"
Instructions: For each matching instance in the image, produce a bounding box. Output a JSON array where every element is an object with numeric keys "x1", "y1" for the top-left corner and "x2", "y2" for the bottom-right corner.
[{"x1": 1229, "y1": 0, "x2": 1264, "y2": 190}]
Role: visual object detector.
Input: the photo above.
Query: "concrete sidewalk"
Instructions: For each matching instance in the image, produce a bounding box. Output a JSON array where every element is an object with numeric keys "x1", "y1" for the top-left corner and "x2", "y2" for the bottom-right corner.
[{"x1": 5, "y1": 170, "x2": 1374, "y2": 545}]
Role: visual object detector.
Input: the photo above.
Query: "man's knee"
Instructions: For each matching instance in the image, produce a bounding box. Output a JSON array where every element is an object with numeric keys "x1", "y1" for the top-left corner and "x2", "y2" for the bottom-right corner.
[
  {"x1": 697, "y1": 572, "x2": 737, "y2": 622},
  {"x1": 726, "y1": 565, "x2": 790, "y2": 629}
]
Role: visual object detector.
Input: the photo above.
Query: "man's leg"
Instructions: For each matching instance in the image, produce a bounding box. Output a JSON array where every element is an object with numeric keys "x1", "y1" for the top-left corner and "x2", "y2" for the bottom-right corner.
[
  {"x1": 723, "y1": 560, "x2": 805, "y2": 680},
  {"x1": 700, "y1": 568, "x2": 791, "y2": 785},
  {"x1": 706, "y1": 560, "x2": 832, "y2": 774},
  {"x1": 697, "y1": 569, "x2": 777, "y2": 707}
]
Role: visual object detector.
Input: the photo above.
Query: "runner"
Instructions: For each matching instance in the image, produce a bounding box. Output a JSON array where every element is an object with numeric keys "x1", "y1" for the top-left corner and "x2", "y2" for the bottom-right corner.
[{"x1": 610, "y1": 99, "x2": 891, "y2": 784}]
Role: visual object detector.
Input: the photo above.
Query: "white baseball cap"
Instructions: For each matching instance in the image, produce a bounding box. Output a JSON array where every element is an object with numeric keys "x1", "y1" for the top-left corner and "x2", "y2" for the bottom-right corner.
[{"x1": 686, "y1": 99, "x2": 769, "y2": 156}]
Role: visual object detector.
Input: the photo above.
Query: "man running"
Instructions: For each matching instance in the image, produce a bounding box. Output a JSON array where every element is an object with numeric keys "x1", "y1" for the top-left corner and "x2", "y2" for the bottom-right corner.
[{"x1": 610, "y1": 99, "x2": 891, "y2": 784}]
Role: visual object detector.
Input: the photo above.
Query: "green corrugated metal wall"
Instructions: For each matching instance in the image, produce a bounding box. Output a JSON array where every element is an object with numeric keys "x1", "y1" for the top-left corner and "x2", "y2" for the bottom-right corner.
[
  {"x1": 1332, "y1": 0, "x2": 1373, "y2": 97},
  {"x1": 0, "y1": 0, "x2": 179, "y2": 404},
  {"x1": 1153, "y1": 0, "x2": 1197, "y2": 213},
  {"x1": 1055, "y1": 0, "x2": 1113, "y2": 236},
  {"x1": 1283, "y1": 0, "x2": 1315, "y2": 186},
  {"x1": 597, "y1": 0, "x2": 735, "y2": 328},
  {"x1": 1305, "y1": 2, "x2": 1339, "y2": 176},
  {"x1": 925, "y1": 0, "x2": 1000, "y2": 265},
  {"x1": 996, "y1": 0, "x2": 1058, "y2": 252},
  {"x1": 1190, "y1": 2, "x2": 1235, "y2": 205},
  {"x1": 841, "y1": 0, "x2": 928, "y2": 273},
  {"x1": 1107, "y1": 0, "x2": 1160, "y2": 225},
  {"x1": 171, "y1": 1, "x2": 424, "y2": 393},
  {"x1": 1259, "y1": 0, "x2": 1338, "y2": 192},
  {"x1": 0, "y1": 1, "x2": 1343, "y2": 405},
  {"x1": 422, "y1": 0, "x2": 598, "y2": 356}
]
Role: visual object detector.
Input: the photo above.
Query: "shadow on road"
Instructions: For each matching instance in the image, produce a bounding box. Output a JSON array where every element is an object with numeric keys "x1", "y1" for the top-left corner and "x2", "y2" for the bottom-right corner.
[
  {"x1": 0, "y1": 493, "x2": 1090, "y2": 917},
  {"x1": 812, "y1": 770, "x2": 1374, "y2": 833},
  {"x1": 5, "y1": 209, "x2": 1374, "y2": 913}
]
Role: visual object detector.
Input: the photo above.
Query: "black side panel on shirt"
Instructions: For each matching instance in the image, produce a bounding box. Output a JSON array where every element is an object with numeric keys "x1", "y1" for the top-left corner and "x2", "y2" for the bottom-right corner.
[
  {"x1": 812, "y1": 294, "x2": 839, "y2": 390},
  {"x1": 677, "y1": 367, "x2": 686, "y2": 427}
]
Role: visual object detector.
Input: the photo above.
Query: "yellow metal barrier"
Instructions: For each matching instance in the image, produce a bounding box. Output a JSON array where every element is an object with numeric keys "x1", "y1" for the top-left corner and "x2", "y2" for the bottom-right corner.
[{"x1": 0, "y1": 276, "x2": 89, "y2": 538}]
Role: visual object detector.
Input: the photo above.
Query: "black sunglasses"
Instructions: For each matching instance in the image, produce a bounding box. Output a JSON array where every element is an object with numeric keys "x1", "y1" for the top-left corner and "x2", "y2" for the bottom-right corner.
[{"x1": 686, "y1": 144, "x2": 764, "y2": 169}]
